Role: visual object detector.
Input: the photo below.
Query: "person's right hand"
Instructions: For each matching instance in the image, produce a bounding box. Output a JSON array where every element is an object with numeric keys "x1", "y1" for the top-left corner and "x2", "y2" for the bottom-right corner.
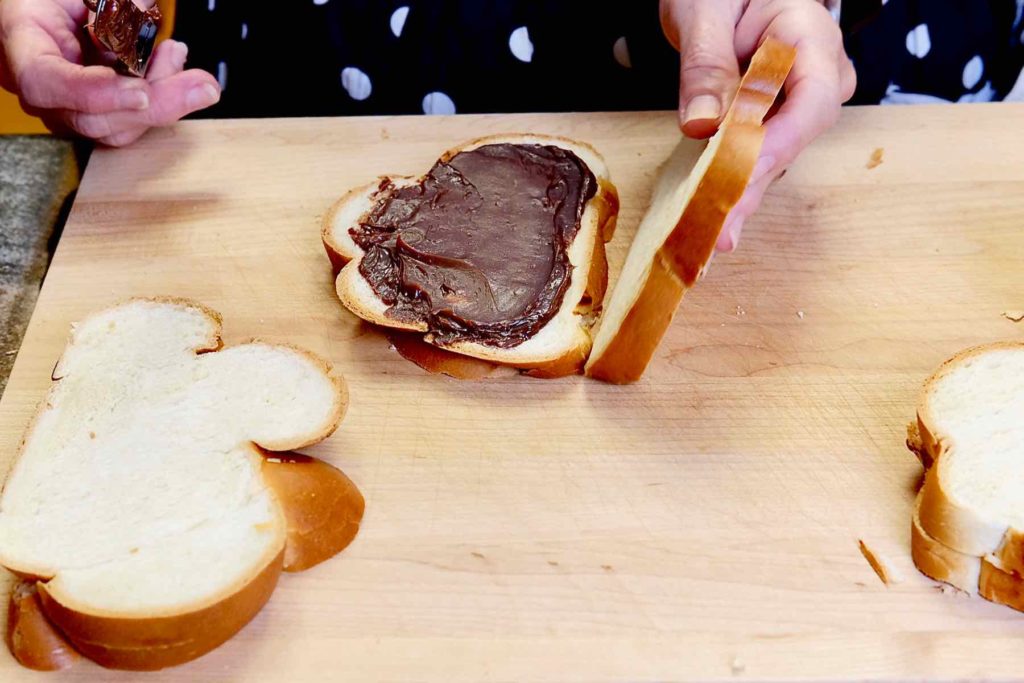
[{"x1": 0, "y1": 0, "x2": 220, "y2": 146}]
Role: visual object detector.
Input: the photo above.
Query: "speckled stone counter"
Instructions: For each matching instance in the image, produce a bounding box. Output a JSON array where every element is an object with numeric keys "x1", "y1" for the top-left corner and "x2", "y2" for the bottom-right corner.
[{"x1": 0, "y1": 137, "x2": 78, "y2": 393}]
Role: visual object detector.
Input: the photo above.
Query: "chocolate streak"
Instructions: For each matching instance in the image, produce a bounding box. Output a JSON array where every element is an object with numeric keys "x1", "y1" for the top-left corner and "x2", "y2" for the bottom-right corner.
[{"x1": 350, "y1": 144, "x2": 596, "y2": 348}]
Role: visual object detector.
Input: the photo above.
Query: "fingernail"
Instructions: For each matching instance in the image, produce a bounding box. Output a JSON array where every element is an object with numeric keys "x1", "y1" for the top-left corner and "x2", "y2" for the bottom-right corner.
[
  {"x1": 187, "y1": 83, "x2": 220, "y2": 110},
  {"x1": 719, "y1": 214, "x2": 744, "y2": 252},
  {"x1": 751, "y1": 155, "x2": 776, "y2": 184},
  {"x1": 173, "y1": 41, "x2": 189, "y2": 69},
  {"x1": 683, "y1": 94, "x2": 721, "y2": 127},
  {"x1": 118, "y1": 86, "x2": 149, "y2": 111}
]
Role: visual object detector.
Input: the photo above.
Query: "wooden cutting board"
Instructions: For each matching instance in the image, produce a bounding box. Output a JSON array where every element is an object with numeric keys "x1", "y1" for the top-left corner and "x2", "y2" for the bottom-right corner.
[{"x1": 2, "y1": 105, "x2": 1024, "y2": 681}]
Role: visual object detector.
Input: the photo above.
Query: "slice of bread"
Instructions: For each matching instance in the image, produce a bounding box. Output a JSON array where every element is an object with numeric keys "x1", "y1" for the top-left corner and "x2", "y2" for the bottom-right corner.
[
  {"x1": 585, "y1": 38, "x2": 796, "y2": 384},
  {"x1": 0, "y1": 298, "x2": 359, "y2": 670},
  {"x1": 322, "y1": 134, "x2": 619, "y2": 377},
  {"x1": 911, "y1": 490, "x2": 1024, "y2": 612},
  {"x1": 910, "y1": 342, "x2": 1024, "y2": 577}
]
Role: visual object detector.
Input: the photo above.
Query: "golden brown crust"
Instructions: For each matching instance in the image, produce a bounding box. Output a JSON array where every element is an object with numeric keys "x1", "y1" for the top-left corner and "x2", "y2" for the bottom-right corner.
[
  {"x1": 584, "y1": 254, "x2": 686, "y2": 384},
  {"x1": 37, "y1": 550, "x2": 283, "y2": 671},
  {"x1": 980, "y1": 560, "x2": 1024, "y2": 611},
  {"x1": 261, "y1": 452, "x2": 365, "y2": 572},
  {"x1": 585, "y1": 38, "x2": 795, "y2": 384},
  {"x1": 6, "y1": 581, "x2": 80, "y2": 671}
]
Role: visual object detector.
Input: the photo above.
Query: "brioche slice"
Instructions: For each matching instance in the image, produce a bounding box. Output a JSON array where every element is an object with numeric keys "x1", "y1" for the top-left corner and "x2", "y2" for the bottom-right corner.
[
  {"x1": 322, "y1": 134, "x2": 619, "y2": 377},
  {"x1": 910, "y1": 342, "x2": 1024, "y2": 577},
  {"x1": 0, "y1": 298, "x2": 360, "y2": 670},
  {"x1": 585, "y1": 38, "x2": 796, "y2": 383},
  {"x1": 911, "y1": 491, "x2": 1024, "y2": 612}
]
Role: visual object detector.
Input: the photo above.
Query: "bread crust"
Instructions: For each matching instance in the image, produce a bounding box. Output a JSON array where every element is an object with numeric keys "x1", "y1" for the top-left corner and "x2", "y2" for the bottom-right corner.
[
  {"x1": 913, "y1": 342, "x2": 1024, "y2": 571},
  {"x1": 911, "y1": 490, "x2": 1024, "y2": 614},
  {"x1": 261, "y1": 452, "x2": 365, "y2": 572},
  {"x1": 321, "y1": 134, "x2": 619, "y2": 376},
  {"x1": 585, "y1": 39, "x2": 796, "y2": 384},
  {"x1": 6, "y1": 581, "x2": 79, "y2": 671},
  {"x1": 2, "y1": 299, "x2": 362, "y2": 671},
  {"x1": 37, "y1": 550, "x2": 284, "y2": 671}
]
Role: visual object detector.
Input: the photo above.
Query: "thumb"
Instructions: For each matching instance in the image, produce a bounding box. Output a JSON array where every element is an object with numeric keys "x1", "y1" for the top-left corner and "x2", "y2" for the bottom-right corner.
[{"x1": 675, "y1": 3, "x2": 741, "y2": 139}]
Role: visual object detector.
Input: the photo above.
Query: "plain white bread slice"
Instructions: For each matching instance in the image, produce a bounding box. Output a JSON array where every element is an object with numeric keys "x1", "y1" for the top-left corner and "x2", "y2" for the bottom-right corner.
[
  {"x1": 911, "y1": 342, "x2": 1024, "y2": 576},
  {"x1": 911, "y1": 490, "x2": 1024, "y2": 612},
  {"x1": 322, "y1": 134, "x2": 619, "y2": 377},
  {"x1": 585, "y1": 38, "x2": 796, "y2": 384},
  {"x1": 0, "y1": 298, "x2": 350, "y2": 670}
]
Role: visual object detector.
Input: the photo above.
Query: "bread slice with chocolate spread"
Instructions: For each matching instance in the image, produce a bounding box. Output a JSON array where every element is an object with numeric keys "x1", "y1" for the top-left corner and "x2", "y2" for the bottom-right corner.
[{"x1": 322, "y1": 134, "x2": 618, "y2": 378}]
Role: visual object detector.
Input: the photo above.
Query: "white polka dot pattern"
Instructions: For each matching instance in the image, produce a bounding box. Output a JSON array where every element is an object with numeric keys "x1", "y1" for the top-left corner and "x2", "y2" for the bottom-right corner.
[
  {"x1": 962, "y1": 55, "x2": 984, "y2": 90},
  {"x1": 509, "y1": 26, "x2": 533, "y2": 63},
  {"x1": 341, "y1": 67, "x2": 372, "y2": 101},
  {"x1": 217, "y1": 61, "x2": 228, "y2": 90},
  {"x1": 390, "y1": 6, "x2": 410, "y2": 38},
  {"x1": 422, "y1": 91, "x2": 456, "y2": 115},
  {"x1": 906, "y1": 24, "x2": 931, "y2": 59}
]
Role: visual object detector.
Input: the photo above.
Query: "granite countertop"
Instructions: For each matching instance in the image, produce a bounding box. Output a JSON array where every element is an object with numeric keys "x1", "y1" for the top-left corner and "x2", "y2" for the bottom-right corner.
[{"x1": 0, "y1": 136, "x2": 79, "y2": 394}]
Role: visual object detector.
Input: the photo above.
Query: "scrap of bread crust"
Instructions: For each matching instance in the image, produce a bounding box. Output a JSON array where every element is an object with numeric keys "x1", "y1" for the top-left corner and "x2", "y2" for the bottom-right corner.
[
  {"x1": 585, "y1": 38, "x2": 796, "y2": 384},
  {"x1": 910, "y1": 342, "x2": 1024, "y2": 577},
  {"x1": 322, "y1": 134, "x2": 619, "y2": 377},
  {"x1": 0, "y1": 298, "x2": 357, "y2": 670}
]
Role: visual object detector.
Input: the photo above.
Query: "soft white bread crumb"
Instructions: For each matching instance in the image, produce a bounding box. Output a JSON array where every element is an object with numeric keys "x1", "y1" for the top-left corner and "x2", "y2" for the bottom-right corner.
[{"x1": 0, "y1": 298, "x2": 345, "y2": 622}]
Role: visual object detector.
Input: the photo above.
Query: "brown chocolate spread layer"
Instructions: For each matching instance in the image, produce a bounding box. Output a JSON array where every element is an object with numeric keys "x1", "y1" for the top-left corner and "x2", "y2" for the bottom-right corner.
[{"x1": 349, "y1": 143, "x2": 596, "y2": 348}]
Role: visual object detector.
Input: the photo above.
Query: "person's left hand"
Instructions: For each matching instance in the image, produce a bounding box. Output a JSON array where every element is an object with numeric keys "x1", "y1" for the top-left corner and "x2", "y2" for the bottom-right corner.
[{"x1": 0, "y1": 0, "x2": 219, "y2": 146}]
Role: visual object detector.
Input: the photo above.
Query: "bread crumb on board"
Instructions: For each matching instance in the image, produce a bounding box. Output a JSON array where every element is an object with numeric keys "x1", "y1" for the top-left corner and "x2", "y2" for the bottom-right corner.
[
  {"x1": 796, "y1": 310, "x2": 805, "y2": 320},
  {"x1": 858, "y1": 539, "x2": 903, "y2": 586},
  {"x1": 1003, "y1": 310, "x2": 1024, "y2": 322},
  {"x1": 935, "y1": 583, "x2": 971, "y2": 598},
  {"x1": 866, "y1": 147, "x2": 884, "y2": 169},
  {"x1": 731, "y1": 656, "x2": 746, "y2": 675}
]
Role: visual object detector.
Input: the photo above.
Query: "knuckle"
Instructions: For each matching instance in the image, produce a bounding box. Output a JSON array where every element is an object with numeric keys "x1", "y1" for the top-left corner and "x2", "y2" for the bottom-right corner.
[
  {"x1": 681, "y1": 45, "x2": 734, "y2": 76},
  {"x1": 16, "y1": 61, "x2": 46, "y2": 106}
]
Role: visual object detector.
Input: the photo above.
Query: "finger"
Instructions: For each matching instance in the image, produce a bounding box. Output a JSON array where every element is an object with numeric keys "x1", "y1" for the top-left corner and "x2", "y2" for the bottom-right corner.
[
  {"x1": 146, "y1": 39, "x2": 188, "y2": 82},
  {"x1": 98, "y1": 128, "x2": 147, "y2": 148},
  {"x1": 15, "y1": 52, "x2": 149, "y2": 112},
  {"x1": 838, "y1": 53, "x2": 857, "y2": 101},
  {"x1": 759, "y1": 42, "x2": 843, "y2": 171},
  {"x1": 673, "y1": 1, "x2": 743, "y2": 138},
  {"x1": 716, "y1": 168, "x2": 779, "y2": 252},
  {"x1": 65, "y1": 68, "x2": 219, "y2": 141}
]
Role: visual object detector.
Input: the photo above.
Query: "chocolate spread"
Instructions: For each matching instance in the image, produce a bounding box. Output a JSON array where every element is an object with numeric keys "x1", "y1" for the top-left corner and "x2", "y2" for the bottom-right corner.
[{"x1": 350, "y1": 143, "x2": 596, "y2": 348}]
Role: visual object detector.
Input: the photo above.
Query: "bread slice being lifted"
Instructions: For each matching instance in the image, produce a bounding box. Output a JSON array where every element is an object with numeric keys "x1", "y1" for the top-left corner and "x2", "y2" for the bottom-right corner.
[
  {"x1": 586, "y1": 38, "x2": 796, "y2": 383},
  {"x1": 0, "y1": 298, "x2": 362, "y2": 671},
  {"x1": 906, "y1": 342, "x2": 1024, "y2": 613},
  {"x1": 322, "y1": 134, "x2": 619, "y2": 378}
]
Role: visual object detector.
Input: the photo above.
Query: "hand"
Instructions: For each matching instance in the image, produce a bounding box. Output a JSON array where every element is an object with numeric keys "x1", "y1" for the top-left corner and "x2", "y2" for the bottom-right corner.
[
  {"x1": 661, "y1": 0, "x2": 856, "y2": 251},
  {"x1": 0, "y1": 0, "x2": 220, "y2": 146}
]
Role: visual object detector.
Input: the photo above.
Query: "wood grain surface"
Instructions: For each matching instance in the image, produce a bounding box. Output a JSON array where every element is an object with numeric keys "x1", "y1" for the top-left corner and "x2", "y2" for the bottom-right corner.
[{"x1": 2, "y1": 105, "x2": 1024, "y2": 681}]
